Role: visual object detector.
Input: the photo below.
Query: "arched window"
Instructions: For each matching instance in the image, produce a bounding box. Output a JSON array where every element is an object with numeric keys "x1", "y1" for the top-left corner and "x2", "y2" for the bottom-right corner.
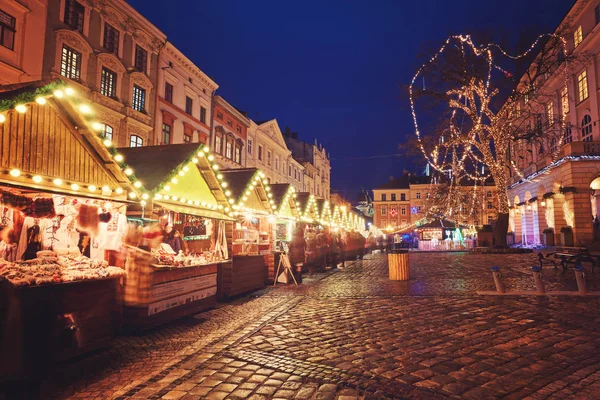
[
  {"x1": 225, "y1": 136, "x2": 233, "y2": 159},
  {"x1": 581, "y1": 114, "x2": 592, "y2": 141},
  {"x1": 102, "y1": 124, "x2": 113, "y2": 140},
  {"x1": 130, "y1": 135, "x2": 143, "y2": 147}
]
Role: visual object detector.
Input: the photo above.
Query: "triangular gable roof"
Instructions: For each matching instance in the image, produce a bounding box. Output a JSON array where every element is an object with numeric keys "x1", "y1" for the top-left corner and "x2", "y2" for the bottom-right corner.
[
  {"x1": 257, "y1": 119, "x2": 287, "y2": 149},
  {"x1": 220, "y1": 168, "x2": 273, "y2": 214},
  {"x1": 0, "y1": 79, "x2": 131, "y2": 201},
  {"x1": 319, "y1": 200, "x2": 333, "y2": 224},
  {"x1": 270, "y1": 183, "x2": 298, "y2": 218}
]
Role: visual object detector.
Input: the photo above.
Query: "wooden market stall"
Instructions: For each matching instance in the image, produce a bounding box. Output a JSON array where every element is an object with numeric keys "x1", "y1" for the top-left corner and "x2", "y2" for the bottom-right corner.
[
  {"x1": 115, "y1": 143, "x2": 233, "y2": 331},
  {"x1": 219, "y1": 168, "x2": 275, "y2": 299},
  {"x1": 414, "y1": 218, "x2": 473, "y2": 250},
  {"x1": 268, "y1": 183, "x2": 300, "y2": 283},
  {"x1": 0, "y1": 80, "x2": 133, "y2": 383}
]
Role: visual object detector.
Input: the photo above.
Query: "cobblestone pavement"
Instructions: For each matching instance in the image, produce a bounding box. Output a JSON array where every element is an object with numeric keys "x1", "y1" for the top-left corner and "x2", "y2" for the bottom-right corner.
[{"x1": 27, "y1": 252, "x2": 600, "y2": 398}]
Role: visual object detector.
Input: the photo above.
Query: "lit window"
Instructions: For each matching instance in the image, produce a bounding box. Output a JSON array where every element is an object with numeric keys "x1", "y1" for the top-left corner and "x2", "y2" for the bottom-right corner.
[
  {"x1": 0, "y1": 9, "x2": 16, "y2": 50},
  {"x1": 226, "y1": 138, "x2": 233, "y2": 159},
  {"x1": 577, "y1": 70, "x2": 588, "y2": 102},
  {"x1": 401, "y1": 207, "x2": 406, "y2": 216},
  {"x1": 574, "y1": 26, "x2": 583, "y2": 48},
  {"x1": 63, "y1": 0, "x2": 84, "y2": 33},
  {"x1": 487, "y1": 191, "x2": 492, "y2": 198},
  {"x1": 581, "y1": 114, "x2": 592, "y2": 142},
  {"x1": 100, "y1": 67, "x2": 117, "y2": 98},
  {"x1": 60, "y1": 45, "x2": 81, "y2": 80},
  {"x1": 487, "y1": 202, "x2": 493, "y2": 210},
  {"x1": 381, "y1": 207, "x2": 387, "y2": 216},
  {"x1": 161, "y1": 123, "x2": 171, "y2": 144},
  {"x1": 561, "y1": 86, "x2": 569, "y2": 116},
  {"x1": 132, "y1": 85, "x2": 146, "y2": 112},
  {"x1": 215, "y1": 133, "x2": 223, "y2": 154},
  {"x1": 234, "y1": 143, "x2": 242, "y2": 164},
  {"x1": 416, "y1": 192, "x2": 421, "y2": 199},
  {"x1": 103, "y1": 23, "x2": 120, "y2": 55},
  {"x1": 134, "y1": 45, "x2": 148, "y2": 73},
  {"x1": 546, "y1": 101, "x2": 553, "y2": 126},
  {"x1": 183, "y1": 133, "x2": 191, "y2": 143},
  {"x1": 102, "y1": 124, "x2": 113, "y2": 140},
  {"x1": 129, "y1": 135, "x2": 143, "y2": 147}
]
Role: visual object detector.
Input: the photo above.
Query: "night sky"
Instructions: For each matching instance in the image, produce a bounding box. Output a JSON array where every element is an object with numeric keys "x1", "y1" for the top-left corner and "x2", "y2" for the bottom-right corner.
[{"x1": 128, "y1": 0, "x2": 574, "y2": 201}]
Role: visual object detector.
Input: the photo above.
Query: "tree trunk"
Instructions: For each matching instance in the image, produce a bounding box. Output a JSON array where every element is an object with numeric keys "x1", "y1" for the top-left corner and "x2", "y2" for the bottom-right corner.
[{"x1": 494, "y1": 212, "x2": 509, "y2": 248}]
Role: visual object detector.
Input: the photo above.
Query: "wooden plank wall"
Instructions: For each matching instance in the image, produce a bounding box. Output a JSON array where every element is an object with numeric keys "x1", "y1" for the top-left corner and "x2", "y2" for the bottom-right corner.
[{"x1": 0, "y1": 104, "x2": 115, "y2": 188}]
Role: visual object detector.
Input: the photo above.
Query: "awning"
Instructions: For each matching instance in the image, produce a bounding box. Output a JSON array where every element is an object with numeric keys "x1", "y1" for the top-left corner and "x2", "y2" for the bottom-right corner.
[{"x1": 154, "y1": 201, "x2": 235, "y2": 221}]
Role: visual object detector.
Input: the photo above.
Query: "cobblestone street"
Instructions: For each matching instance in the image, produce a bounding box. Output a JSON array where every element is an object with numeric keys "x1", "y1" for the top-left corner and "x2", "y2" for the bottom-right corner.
[{"x1": 37, "y1": 252, "x2": 600, "y2": 399}]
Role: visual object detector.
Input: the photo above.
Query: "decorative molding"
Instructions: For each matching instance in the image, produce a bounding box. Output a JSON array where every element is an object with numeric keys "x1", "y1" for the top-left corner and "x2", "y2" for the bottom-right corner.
[
  {"x1": 129, "y1": 71, "x2": 153, "y2": 89},
  {"x1": 126, "y1": 108, "x2": 152, "y2": 126},
  {"x1": 93, "y1": 92, "x2": 124, "y2": 114},
  {"x1": 97, "y1": 52, "x2": 126, "y2": 74},
  {"x1": 55, "y1": 29, "x2": 93, "y2": 54}
]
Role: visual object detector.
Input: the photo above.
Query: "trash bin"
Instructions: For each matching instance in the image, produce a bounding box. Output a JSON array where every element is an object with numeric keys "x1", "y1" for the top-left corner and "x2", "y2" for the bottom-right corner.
[{"x1": 388, "y1": 249, "x2": 410, "y2": 280}]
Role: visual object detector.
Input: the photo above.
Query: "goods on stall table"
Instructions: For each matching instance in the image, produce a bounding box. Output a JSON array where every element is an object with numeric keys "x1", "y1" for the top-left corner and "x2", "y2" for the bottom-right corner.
[{"x1": 0, "y1": 251, "x2": 125, "y2": 287}]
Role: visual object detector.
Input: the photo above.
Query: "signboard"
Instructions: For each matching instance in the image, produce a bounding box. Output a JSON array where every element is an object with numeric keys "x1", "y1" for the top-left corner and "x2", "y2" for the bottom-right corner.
[
  {"x1": 147, "y1": 273, "x2": 217, "y2": 315},
  {"x1": 148, "y1": 286, "x2": 217, "y2": 315}
]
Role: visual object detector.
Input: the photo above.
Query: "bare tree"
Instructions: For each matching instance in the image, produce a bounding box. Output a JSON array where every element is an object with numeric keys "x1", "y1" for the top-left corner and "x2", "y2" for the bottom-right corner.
[{"x1": 409, "y1": 32, "x2": 581, "y2": 247}]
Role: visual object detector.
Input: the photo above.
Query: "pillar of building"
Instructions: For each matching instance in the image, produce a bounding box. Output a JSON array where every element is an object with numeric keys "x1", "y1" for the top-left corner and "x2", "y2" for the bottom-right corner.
[{"x1": 567, "y1": 192, "x2": 594, "y2": 245}]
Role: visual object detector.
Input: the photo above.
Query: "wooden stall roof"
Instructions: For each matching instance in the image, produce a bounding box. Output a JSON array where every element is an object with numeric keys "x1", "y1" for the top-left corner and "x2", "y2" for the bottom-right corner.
[
  {"x1": 415, "y1": 219, "x2": 462, "y2": 230},
  {"x1": 269, "y1": 183, "x2": 298, "y2": 218},
  {"x1": 220, "y1": 168, "x2": 272, "y2": 213},
  {"x1": 0, "y1": 80, "x2": 131, "y2": 201}
]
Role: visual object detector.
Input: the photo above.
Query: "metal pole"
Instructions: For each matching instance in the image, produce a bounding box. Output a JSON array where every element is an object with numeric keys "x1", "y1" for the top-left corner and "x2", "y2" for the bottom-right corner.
[
  {"x1": 491, "y1": 266, "x2": 505, "y2": 293},
  {"x1": 575, "y1": 265, "x2": 587, "y2": 295},
  {"x1": 531, "y1": 266, "x2": 545, "y2": 294}
]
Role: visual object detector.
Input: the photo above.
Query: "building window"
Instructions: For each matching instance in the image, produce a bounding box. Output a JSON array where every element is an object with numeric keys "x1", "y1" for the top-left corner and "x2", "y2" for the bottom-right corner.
[
  {"x1": 200, "y1": 106, "x2": 206, "y2": 124},
  {"x1": 165, "y1": 82, "x2": 173, "y2": 103},
  {"x1": 546, "y1": 101, "x2": 553, "y2": 125},
  {"x1": 574, "y1": 25, "x2": 583, "y2": 48},
  {"x1": 582, "y1": 114, "x2": 593, "y2": 142},
  {"x1": 60, "y1": 45, "x2": 81, "y2": 80},
  {"x1": 185, "y1": 96, "x2": 193, "y2": 115},
  {"x1": 234, "y1": 143, "x2": 242, "y2": 164},
  {"x1": 248, "y1": 139, "x2": 252, "y2": 154},
  {"x1": 130, "y1": 135, "x2": 143, "y2": 147},
  {"x1": 100, "y1": 67, "x2": 117, "y2": 98},
  {"x1": 183, "y1": 133, "x2": 192, "y2": 143},
  {"x1": 487, "y1": 191, "x2": 492, "y2": 198},
  {"x1": 426, "y1": 192, "x2": 430, "y2": 199},
  {"x1": 226, "y1": 138, "x2": 233, "y2": 159},
  {"x1": 561, "y1": 86, "x2": 569, "y2": 117},
  {"x1": 101, "y1": 124, "x2": 113, "y2": 140},
  {"x1": 381, "y1": 207, "x2": 387, "y2": 216},
  {"x1": 64, "y1": 0, "x2": 84, "y2": 33},
  {"x1": 134, "y1": 45, "x2": 147, "y2": 73},
  {"x1": 161, "y1": 123, "x2": 171, "y2": 144},
  {"x1": 400, "y1": 193, "x2": 406, "y2": 201},
  {"x1": 236, "y1": 126, "x2": 241, "y2": 133},
  {"x1": 258, "y1": 145, "x2": 263, "y2": 161},
  {"x1": 381, "y1": 194, "x2": 386, "y2": 201},
  {"x1": 288, "y1": 165, "x2": 292, "y2": 176},
  {"x1": 131, "y1": 85, "x2": 146, "y2": 112},
  {"x1": 416, "y1": 192, "x2": 421, "y2": 199},
  {"x1": 391, "y1": 193, "x2": 396, "y2": 201},
  {"x1": 294, "y1": 169, "x2": 297, "y2": 180},
  {"x1": 401, "y1": 207, "x2": 406, "y2": 216},
  {"x1": 577, "y1": 70, "x2": 588, "y2": 102},
  {"x1": 103, "y1": 23, "x2": 120, "y2": 55},
  {"x1": 216, "y1": 112, "x2": 223, "y2": 120},
  {"x1": 275, "y1": 156, "x2": 279, "y2": 170},
  {"x1": 215, "y1": 133, "x2": 223, "y2": 154},
  {"x1": 487, "y1": 202, "x2": 493, "y2": 210},
  {"x1": 227, "y1": 119, "x2": 232, "y2": 127},
  {"x1": 0, "y1": 10, "x2": 15, "y2": 50},
  {"x1": 267, "y1": 150, "x2": 272, "y2": 166}
]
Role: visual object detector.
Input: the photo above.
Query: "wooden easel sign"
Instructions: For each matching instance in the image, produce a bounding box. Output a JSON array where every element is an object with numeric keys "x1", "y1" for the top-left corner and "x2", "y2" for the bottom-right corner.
[{"x1": 274, "y1": 253, "x2": 298, "y2": 286}]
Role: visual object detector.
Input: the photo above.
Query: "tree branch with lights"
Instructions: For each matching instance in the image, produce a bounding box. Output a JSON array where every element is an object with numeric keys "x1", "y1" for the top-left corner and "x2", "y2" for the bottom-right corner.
[{"x1": 409, "y1": 33, "x2": 580, "y2": 247}]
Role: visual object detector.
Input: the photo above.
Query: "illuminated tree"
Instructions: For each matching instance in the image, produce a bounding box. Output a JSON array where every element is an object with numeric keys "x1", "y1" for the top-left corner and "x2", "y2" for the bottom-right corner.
[{"x1": 409, "y1": 33, "x2": 577, "y2": 247}]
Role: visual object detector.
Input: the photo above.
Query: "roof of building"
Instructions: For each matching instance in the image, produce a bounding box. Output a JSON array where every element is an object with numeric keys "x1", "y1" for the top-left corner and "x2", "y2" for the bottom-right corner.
[
  {"x1": 374, "y1": 175, "x2": 411, "y2": 190},
  {"x1": 269, "y1": 183, "x2": 291, "y2": 207},
  {"x1": 118, "y1": 143, "x2": 201, "y2": 191},
  {"x1": 219, "y1": 168, "x2": 258, "y2": 202}
]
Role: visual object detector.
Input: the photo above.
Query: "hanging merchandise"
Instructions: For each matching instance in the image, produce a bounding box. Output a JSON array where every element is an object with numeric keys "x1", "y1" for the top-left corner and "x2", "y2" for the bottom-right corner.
[
  {"x1": 214, "y1": 220, "x2": 228, "y2": 260},
  {"x1": 77, "y1": 203, "x2": 100, "y2": 234},
  {"x1": 0, "y1": 189, "x2": 56, "y2": 219}
]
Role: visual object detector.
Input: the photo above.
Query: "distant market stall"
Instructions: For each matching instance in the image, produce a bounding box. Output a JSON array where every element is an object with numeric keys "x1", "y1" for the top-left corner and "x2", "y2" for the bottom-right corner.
[
  {"x1": 413, "y1": 219, "x2": 473, "y2": 250},
  {"x1": 268, "y1": 183, "x2": 300, "y2": 282},
  {"x1": 0, "y1": 80, "x2": 132, "y2": 379},
  {"x1": 115, "y1": 143, "x2": 233, "y2": 330},
  {"x1": 219, "y1": 168, "x2": 275, "y2": 299}
]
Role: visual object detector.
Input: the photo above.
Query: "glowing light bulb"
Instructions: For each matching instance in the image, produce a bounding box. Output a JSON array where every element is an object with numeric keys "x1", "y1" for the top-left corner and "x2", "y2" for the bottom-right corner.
[
  {"x1": 65, "y1": 88, "x2": 75, "y2": 96},
  {"x1": 171, "y1": 177, "x2": 178, "y2": 184},
  {"x1": 0, "y1": 114, "x2": 5, "y2": 123},
  {"x1": 32, "y1": 175, "x2": 43, "y2": 183},
  {"x1": 183, "y1": 166, "x2": 189, "y2": 172},
  {"x1": 212, "y1": 165, "x2": 219, "y2": 170},
  {"x1": 154, "y1": 194, "x2": 163, "y2": 200},
  {"x1": 203, "y1": 147, "x2": 210, "y2": 153},
  {"x1": 129, "y1": 192, "x2": 137, "y2": 199},
  {"x1": 221, "y1": 182, "x2": 227, "y2": 188},
  {"x1": 35, "y1": 97, "x2": 47, "y2": 105},
  {"x1": 141, "y1": 193, "x2": 149, "y2": 200},
  {"x1": 88, "y1": 185, "x2": 96, "y2": 192},
  {"x1": 9, "y1": 169, "x2": 20, "y2": 177},
  {"x1": 79, "y1": 104, "x2": 92, "y2": 114},
  {"x1": 140, "y1": 200, "x2": 147, "y2": 206},
  {"x1": 124, "y1": 168, "x2": 133, "y2": 176},
  {"x1": 225, "y1": 190, "x2": 231, "y2": 197},
  {"x1": 208, "y1": 155, "x2": 215, "y2": 161},
  {"x1": 102, "y1": 186, "x2": 110, "y2": 193},
  {"x1": 217, "y1": 174, "x2": 223, "y2": 180},
  {"x1": 15, "y1": 105, "x2": 26, "y2": 113},
  {"x1": 53, "y1": 90, "x2": 64, "y2": 98},
  {"x1": 103, "y1": 139, "x2": 112, "y2": 147},
  {"x1": 53, "y1": 178, "x2": 63, "y2": 186},
  {"x1": 115, "y1": 187, "x2": 124, "y2": 195},
  {"x1": 114, "y1": 154, "x2": 124, "y2": 162},
  {"x1": 192, "y1": 158, "x2": 198, "y2": 163},
  {"x1": 133, "y1": 181, "x2": 142, "y2": 188}
]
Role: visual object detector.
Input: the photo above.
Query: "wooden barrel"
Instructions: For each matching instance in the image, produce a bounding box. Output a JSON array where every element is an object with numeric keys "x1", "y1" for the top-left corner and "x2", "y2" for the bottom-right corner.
[{"x1": 388, "y1": 251, "x2": 410, "y2": 280}]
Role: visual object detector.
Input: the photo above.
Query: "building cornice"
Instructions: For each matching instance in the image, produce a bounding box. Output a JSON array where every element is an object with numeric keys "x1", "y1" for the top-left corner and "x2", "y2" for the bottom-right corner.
[
  {"x1": 163, "y1": 42, "x2": 219, "y2": 91},
  {"x1": 214, "y1": 96, "x2": 250, "y2": 127}
]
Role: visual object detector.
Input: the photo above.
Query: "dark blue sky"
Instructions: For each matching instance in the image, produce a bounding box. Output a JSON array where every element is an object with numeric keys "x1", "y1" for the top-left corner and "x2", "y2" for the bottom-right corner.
[{"x1": 128, "y1": 0, "x2": 573, "y2": 200}]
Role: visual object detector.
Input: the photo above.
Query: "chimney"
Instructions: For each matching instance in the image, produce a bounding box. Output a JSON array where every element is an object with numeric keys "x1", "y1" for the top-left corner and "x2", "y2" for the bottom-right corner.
[
  {"x1": 291, "y1": 132, "x2": 298, "y2": 139},
  {"x1": 285, "y1": 126, "x2": 291, "y2": 137},
  {"x1": 389, "y1": 176, "x2": 394, "y2": 181}
]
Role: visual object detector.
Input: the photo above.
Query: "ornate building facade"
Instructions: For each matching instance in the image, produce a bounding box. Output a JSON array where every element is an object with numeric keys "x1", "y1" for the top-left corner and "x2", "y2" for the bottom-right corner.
[
  {"x1": 156, "y1": 42, "x2": 217, "y2": 146},
  {"x1": 245, "y1": 119, "x2": 304, "y2": 191},
  {"x1": 507, "y1": 0, "x2": 600, "y2": 246},
  {"x1": 284, "y1": 129, "x2": 331, "y2": 199},
  {"x1": 41, "y1": 0, "x2": 166, "y2": 148},
  {"x1": 211, "y1": 95, "x2": 249, "y2": 169},
  {"x1": 0, "y1": 0, "x2": 48, "y2": 84}
]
